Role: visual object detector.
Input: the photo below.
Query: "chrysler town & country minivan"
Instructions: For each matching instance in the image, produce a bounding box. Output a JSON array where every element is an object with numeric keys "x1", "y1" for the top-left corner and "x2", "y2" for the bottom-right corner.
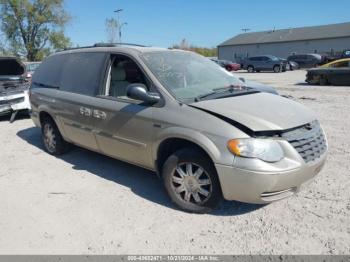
[{"x1": 29, "y1": 44, "x2": 328, "y2": 213}]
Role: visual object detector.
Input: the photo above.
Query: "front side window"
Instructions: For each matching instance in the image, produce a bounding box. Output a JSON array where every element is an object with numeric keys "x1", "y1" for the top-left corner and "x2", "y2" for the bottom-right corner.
[
  {"x1": 141, "y1": 51, "x2": 244, "y2": 101},
  {"x1": 106, "y1": 55, "x2": 150, "y2": 99}
]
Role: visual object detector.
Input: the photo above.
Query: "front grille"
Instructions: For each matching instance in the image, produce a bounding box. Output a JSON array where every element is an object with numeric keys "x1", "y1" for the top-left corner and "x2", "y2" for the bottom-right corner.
[{"x1": 282, "y1": 121, "x2": 327, "y2": 163}]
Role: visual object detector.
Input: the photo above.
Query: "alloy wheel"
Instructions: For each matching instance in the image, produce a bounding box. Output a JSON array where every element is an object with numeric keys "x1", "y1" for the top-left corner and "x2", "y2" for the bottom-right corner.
[
  {"x1": 43, "y1": 124, "x2": 57, "y2": 153},
  {"x1": 171, "y1": 162, "x2": 212, "y2": 204}
]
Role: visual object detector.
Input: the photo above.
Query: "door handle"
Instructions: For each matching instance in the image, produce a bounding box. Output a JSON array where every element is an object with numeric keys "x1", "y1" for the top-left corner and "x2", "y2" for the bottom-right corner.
[
  {"x1": 79, "y1": 107, "x2": 92, "y2": 116},
  {"x1": 93, "y1": 109, "x2": 107, "y2": 120}
]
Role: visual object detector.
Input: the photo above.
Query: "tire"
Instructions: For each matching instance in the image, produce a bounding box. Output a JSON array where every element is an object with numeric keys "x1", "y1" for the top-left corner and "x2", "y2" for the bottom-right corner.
[
  {"x1": 247, "y1": 66, "x2": 254, "y2": 73},
  {"x1": 41, "y1": 117, "x2": 70, "y2": 155},
  {"x1": 273, "y1": 65, "x2": 281, "y2": 73},
  {"x1": 319, "y1": 75, "x2": 328, "y2": 86},
  {"x1": 162, "y1": 148, "x2": 222, "y2": 213}
]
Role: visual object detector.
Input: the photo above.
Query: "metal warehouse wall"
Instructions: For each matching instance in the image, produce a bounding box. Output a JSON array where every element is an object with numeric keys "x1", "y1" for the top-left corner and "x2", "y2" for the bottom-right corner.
[{"x1": 218, "y1": 37, "x2": 350, "y2": 63}]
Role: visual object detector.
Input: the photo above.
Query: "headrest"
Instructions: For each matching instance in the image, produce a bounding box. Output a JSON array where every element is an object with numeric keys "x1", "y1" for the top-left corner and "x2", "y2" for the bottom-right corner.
[{"x1": 111, "y1": 65, "x2": 126, "y2": 81}]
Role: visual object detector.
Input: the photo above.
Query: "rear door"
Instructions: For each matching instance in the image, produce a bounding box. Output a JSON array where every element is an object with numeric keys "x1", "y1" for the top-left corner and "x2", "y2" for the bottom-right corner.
[
  {"x1": 250, "y1": 57, "x2": 262, "y2": 70},
  {"x1": 57, "y1": 52, "x2": 108, "y2": 151},
  {"x1": 261, "y1": 56, "x2": 272, "y2": 70}
]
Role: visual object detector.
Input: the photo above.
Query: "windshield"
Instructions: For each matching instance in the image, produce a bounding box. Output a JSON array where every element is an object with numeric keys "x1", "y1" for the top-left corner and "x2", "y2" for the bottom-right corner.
[{"x1": 141, "y1": 51, "x2": 244, "y2": 101}]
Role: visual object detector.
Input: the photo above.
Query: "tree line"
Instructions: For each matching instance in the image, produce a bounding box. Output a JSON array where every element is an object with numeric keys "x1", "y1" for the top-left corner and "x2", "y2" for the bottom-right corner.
[{"x1": 0, "y1": 1, "x2": 217, "y2": 61}]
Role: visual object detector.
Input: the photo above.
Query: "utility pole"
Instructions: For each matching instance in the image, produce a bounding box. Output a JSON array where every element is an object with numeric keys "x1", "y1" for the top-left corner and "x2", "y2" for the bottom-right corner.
[
  {"x1": 241, "y1": 28, "x2": 251, "y2": 33},
  {"x1": 114, "y1": 9, "x2": 128, "y2": 43},
  {"x1": 119, "y1": 22, "x2": 128, "y2": 43}
]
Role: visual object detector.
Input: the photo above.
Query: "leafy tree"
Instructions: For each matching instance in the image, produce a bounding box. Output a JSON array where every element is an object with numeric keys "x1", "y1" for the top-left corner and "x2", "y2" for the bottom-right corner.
[
  {"x1": 0, "y1": 0, "x2": 71, "y2": 61},
  {"x1": 105, "y1": 18, "x2": 118, "y2": 43},
  {"x1": 171, "y1": 39, "x2": 217, "y2": 57}
]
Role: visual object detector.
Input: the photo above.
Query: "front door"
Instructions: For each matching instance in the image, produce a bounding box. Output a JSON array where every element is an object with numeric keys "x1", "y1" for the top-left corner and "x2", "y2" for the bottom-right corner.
[{"x1": 91, "y1": 54, "x2": 155, "y2": 169}]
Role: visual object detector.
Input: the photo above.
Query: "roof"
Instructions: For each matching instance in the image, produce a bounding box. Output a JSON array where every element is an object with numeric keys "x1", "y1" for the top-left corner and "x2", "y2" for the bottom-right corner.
[
  {"x1": 54, "y1": 45, "x2": 169, "y2": 56},
  {"x1": 219, "y1": 22, "x2": 350, "y2": 47}
]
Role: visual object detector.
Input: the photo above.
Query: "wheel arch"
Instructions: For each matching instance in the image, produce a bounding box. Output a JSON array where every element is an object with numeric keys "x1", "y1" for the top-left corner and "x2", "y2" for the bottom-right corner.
[
  {"x1": 38, "y1": 108, "x2": 67, "y2": 140},
  {"x1": 153, "y1": 128, "x2": 221, "y2": 177}
]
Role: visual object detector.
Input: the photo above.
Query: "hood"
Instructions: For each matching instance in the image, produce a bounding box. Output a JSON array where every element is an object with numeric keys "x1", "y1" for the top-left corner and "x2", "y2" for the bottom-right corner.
[
  {"x1": 0, "y1": 57, "x2": 25, "y2": 76},
  {"x1": 244, "y1": 80, "x2": 278, "y2": 95},
  {"x1": 0, "y1": 58, "x2": 27, "y2": 94},
  {"x1": 191, "y1": 93, "x2": 316, "y2": 132}
]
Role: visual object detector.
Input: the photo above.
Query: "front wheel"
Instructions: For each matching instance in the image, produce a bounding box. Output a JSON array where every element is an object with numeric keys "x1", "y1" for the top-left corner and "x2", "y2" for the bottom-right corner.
[
  {"x1": 162, "y1": 148, "x2": 222, "y2": 213},
  {"x1": 247, "y1": 66, "x2": 254, "y2": 73}
]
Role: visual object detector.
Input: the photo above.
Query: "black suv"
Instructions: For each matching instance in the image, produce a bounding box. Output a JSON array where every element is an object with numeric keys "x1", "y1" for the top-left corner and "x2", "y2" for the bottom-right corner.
[{"x1": 287, "y1": 54, "x2": 323, "y2": 68}]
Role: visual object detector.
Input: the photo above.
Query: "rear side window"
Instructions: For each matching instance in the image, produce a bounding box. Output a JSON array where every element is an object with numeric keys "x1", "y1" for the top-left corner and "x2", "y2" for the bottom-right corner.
[
  {"x1": 32, "y1": 55, "x2": 65, "y2": 88},
  {"x1": 250, "y1": 57, "x2": 260, "y2": 61},
  {"x1": 60, "y1": 52, "x2": 107, "y2": 96}
]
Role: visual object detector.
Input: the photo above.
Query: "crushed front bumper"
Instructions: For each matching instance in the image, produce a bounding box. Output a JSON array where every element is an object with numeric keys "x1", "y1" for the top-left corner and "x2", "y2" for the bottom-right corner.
[{"x1": 215, "y1": 153, "x2": 327, "y2": 204}]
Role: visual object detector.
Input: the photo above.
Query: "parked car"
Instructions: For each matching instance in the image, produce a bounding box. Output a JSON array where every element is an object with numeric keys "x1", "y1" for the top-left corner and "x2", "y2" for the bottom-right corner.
[
  {"x1": 24, "y1": 61, "x2": 41, "y2": 80},
  {"x1": 306, "y1": 59, "x2": 350, "y2": 85},
  {"x1": 320, "y1": 58, "x2": 350, "y2": 68},
  {"x1": 30, "y1": 44, "x2": 327, "y2": 213},
  {"x1": 0, "y1": 57, "x2": 31, "y2": 122},
  {"x1": 287, "y1": 54, "x2": 323, "y2": 68},
  {"x1": 210, "y1": 59, "x2": 241, "y2": 71},
  {"x1": 242, "y1": 55, "x2": 287, "y2": 73},
  {"x1": 280, "y1": 58, "x2": 299, "y2": 71}
]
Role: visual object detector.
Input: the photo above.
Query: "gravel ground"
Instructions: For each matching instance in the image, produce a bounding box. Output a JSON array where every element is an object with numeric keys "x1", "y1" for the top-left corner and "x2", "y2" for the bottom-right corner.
[{"x1": 0, "y1": 70, "x2": 349, "y2": 255}]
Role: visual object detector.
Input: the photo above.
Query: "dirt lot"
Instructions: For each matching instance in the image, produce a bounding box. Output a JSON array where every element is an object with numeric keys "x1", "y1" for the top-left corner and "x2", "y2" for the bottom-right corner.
[{"x1": 0, "y1": 70, "x2": 349, "y2": 255}]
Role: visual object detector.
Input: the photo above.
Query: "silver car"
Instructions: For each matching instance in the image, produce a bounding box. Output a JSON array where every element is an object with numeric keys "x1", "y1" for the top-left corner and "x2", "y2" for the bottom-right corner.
[{"x1": 29, "y1": 44, "x2": 327, "y2": 213}]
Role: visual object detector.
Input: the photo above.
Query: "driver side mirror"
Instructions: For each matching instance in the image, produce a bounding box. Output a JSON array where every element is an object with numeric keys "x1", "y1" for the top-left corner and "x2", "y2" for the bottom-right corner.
[{"x1": 126, "y1": 84, "x2": 161, "y2": 105}]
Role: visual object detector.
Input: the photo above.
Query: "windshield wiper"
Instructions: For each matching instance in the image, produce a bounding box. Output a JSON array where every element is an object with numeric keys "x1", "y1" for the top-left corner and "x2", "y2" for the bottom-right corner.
[{"x1": 195, "y1": 85, "x2": 255, "y2": 102}]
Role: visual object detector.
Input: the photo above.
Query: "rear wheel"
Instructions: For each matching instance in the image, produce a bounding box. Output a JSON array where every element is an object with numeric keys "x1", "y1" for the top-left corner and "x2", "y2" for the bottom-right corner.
[
  {"x1": 247, "y1": 66, "x2": 254, "y2": 73},
  {"x1": 162, "y1": 148, "x2": 222, "y2": 213},
  {"x1": 41, "y1": 117, "x2": 70, "y2": 155},
  {"x1": 273, "y1": 65, "x2": 281, "y2": 73}
]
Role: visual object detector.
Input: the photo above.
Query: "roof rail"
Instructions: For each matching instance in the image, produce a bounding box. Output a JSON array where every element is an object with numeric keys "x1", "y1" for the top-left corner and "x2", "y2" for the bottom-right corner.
[
  {"x1": 93, "y1": 43, "x2": 148, "y2": 47},
  {"x1": 63, "y1": 46, "x2": 95, "y2": 51},
  {"x1": 62, "y1": 43, "x2": 148, "y2": 51}
]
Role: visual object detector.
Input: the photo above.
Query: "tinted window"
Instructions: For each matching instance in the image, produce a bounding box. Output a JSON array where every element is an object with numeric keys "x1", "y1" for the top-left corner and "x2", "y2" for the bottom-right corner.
[
  {"x1": 250, "y1": 57, "x2": 260, "y2": 61},
  {"x1": 60, "y1": 52, "x2": 107, "y2": 96},
  {"x1": 32, "y1": 55, "x2": 65, "y2": 88}
]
